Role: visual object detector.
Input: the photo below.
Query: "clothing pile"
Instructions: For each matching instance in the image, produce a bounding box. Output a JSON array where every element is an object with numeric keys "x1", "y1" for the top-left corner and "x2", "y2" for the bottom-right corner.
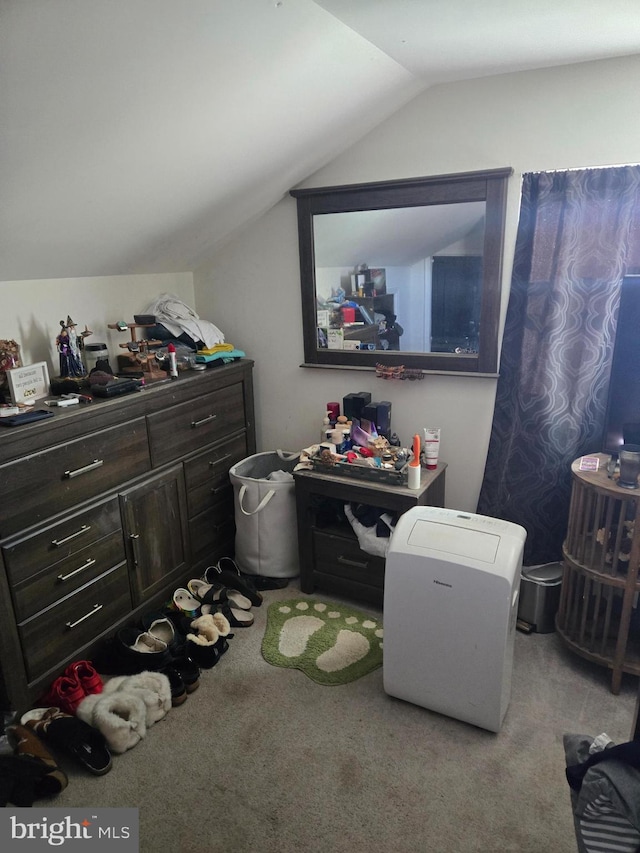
[
  {"x1": 144, "y1": 293, "x2": 225, "y2": 350},
  {"x1": 345, "y1": 504, "x2": 397, "y2": 558},
  {"x1": 564, "y1": 732, "x2": 640, "y2": 852}
]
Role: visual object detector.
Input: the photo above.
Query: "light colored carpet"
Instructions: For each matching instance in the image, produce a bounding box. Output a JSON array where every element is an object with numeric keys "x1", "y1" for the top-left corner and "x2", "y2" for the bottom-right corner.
[
  {"x1": 261, "y1": 598, "x2": 383, "y2": 684},
  {"x1": 49, "y1": 582, "x2": 638, "y2": 853}
]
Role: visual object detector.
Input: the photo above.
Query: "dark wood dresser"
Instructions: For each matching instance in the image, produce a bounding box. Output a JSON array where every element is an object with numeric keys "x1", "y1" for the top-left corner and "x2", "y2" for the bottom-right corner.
[{"x1": 0, "y1": 360, "x2": 255, "y2": 712}]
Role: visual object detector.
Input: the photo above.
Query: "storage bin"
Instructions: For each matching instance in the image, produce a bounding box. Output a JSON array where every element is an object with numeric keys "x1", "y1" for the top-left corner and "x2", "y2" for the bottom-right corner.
[
  {"x1": 341, "y1": 307, "x2": 356, "y2": 323},
  {"x1": 229, "y1": 451, "x2": 300, "y2": 578},
  {"x1": 518, "y1": 562, "x2": 563, "y2": 633}
]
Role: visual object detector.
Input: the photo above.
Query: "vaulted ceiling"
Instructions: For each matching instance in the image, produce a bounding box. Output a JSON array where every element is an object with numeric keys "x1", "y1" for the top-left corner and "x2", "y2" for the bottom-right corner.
[{"x1": 2, "y1": 0, "x2": 639, "y2": 281}]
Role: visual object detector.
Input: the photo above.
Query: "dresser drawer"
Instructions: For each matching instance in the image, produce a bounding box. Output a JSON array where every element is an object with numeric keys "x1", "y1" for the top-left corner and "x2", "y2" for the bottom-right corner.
[
  {"x1": 189, "y1": 502, "x2": 236, "y2": 565},
  {"x1": 2, "y1": 497, "x2": 123, "y2": 587},
  {"x1": 147, "y1": 382, "x2": 246, "y2": 467},
  {"x1": 12, "y1": 532, "x2": 126, "y2": 622},
  {"x1": 184, "y1": 433, "x2": 248, "y2": 519},
  {"x1": 313, "y1": 530, "x2": 386, "y2": 589},
  {"x1": 19, "y1": 564, "x2": 132, "y2": 682},
  {"x1": 0, "y1": 420, "x2": 150, "y2": 537}
]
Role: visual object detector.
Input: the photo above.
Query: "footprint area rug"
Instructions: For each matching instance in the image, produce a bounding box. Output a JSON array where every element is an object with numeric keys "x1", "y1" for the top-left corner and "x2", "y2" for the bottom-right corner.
[{"x1": 261, "y1": 599, "x2": 383, "y2": 685}]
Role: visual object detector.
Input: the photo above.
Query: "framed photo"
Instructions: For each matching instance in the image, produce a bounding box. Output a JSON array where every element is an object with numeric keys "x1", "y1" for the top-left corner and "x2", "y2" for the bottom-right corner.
[
  {"x1": 316, "y1": 309, "x2": 330, "y2": 328},
  {"x1": 578, "y1": 455, "x2": 600, "y2": 472},
  {"x1": 6, "y1": 361, "x2": 50, "y2": 405},
  {"x1": 327, "y1": 329, "x2": 344, "y2": 349}
]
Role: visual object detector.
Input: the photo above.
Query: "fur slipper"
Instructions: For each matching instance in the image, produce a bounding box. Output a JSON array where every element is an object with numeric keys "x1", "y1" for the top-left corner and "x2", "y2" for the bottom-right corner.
[
  {"x1": 189, "y1": 614, "x2": 220, "y2": 643},
  {"x1": 183, "y1": 615, "x2": 222, "y2": 669},
  {"x1": 210, "y1": 612, "x2": 232, "y2": 637},
  {"x1": 76, "y1": 692, "x2": 147, "y2": 754},
  {"x1": 103, "y1": 671, "x2": 172, "y2": 726},
  {"x1": 190, "y1": 612, "x2": 231, "y2": 640},
  {"x1": 187, "y1": 614, "x2": 232, "y2": 667}
]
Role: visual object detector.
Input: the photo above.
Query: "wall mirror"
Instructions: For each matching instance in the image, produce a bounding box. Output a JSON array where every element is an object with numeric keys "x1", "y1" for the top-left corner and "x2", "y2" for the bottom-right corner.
[{"x1": 291, "y1": 168, "x2": 512, "y2": 374}]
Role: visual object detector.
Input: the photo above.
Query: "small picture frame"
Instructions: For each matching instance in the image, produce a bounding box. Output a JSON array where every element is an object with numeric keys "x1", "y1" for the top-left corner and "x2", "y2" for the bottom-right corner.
[
  {"x1": 578, "y1": 455, "x2": 600, "y2": 472},
  {"x1": 327, "y1": 329, "x2": 344, "y2": 350},
  {"x1": 317, "y1": 309, "x2": 330, "y2": 328},
  {"x1": 6, "y1": 361, "x2": 50, "y2": 405}
]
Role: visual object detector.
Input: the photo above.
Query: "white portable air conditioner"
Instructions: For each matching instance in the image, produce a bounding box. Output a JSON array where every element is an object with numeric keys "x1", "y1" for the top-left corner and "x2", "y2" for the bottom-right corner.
[{"x1": 383, "y1": 507, "x2": 526, "y2": 733}]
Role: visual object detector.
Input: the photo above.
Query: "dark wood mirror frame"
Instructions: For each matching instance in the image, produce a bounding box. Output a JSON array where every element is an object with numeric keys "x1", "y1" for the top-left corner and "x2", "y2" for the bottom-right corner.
[{"x1": 291, "y1": 167, "x2": 512, "y2": 375}]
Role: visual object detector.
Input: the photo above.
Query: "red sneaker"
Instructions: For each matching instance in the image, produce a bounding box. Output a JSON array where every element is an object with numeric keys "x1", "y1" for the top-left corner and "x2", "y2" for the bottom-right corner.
[
  {"x1": 40, "y1": 674, "x2": 86, "y2": 715},
  {"x1": 64, "y1": 660, "x2": 103, "y2": 696}
]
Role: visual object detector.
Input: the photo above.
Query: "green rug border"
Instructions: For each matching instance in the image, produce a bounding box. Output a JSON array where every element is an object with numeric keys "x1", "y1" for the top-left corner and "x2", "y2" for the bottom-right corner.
[{"x1": 261, "y1": 598, "x2": 383, "y2": 686}]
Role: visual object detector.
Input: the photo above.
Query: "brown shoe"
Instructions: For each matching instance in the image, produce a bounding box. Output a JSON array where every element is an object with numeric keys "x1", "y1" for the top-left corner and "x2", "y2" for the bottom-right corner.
[
  {"x1": 7, "y1": 724, "x2": 68, "y2": 797},
  {"x1": 21, "y1": 707, "x2": 112, "y2": 776}
]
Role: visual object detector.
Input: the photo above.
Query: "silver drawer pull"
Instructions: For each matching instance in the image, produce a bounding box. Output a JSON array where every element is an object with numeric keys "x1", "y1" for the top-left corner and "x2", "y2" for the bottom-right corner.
[
  {"x1": 65, "y1": 603, "x2": 103, "y2": 629},
  {"x1": 211, "y1": 483, "x2": 231, "y2": 495},
  {"x1": 51, "y1": 525, "x2": 91, "y2": 547},
  {"x1": 209, "y1": 453, "x2": 231, "y2": 469},
  {"x1": 57, "y1": 558, "x2": 96, "y2": 582},
  {"x1": 191, "y1": 414, "x2": 217, "y2": 428},
  {"x1": 337, "y1": 555, "x2": 369, "y2": 570},
  {"x1": 64, "y1": 459, "x2": 104, "y2": 479},
  {"x1": 129, "y1": 532, "x2": 141, "y2": 567}
]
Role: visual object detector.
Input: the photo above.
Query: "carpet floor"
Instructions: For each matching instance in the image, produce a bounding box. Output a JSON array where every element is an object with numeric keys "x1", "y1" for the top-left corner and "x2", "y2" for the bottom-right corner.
[{"x1": 49, "y1": 581, "x2": 638, "y2": 853}]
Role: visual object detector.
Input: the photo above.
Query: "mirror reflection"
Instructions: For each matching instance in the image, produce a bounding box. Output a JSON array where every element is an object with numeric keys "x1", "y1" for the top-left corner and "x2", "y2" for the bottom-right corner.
[
  {"x1": 291, "y1": 168, "x2": 512, "y2": 374},
  {"x1": 313, "y1": 203, "x2": 485, "y2": 354}
]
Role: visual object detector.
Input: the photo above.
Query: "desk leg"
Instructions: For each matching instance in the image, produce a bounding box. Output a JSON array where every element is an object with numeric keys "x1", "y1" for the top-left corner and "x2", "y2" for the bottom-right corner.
[{"x1": 295, "y1": 485, "x2": 315, "y2": 594}]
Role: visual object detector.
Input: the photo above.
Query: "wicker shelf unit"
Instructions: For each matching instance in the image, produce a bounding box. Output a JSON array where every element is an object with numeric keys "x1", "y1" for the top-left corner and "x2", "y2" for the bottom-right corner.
[{"x1": 557, "y1": 453, "x2": 640, "y2": 693}]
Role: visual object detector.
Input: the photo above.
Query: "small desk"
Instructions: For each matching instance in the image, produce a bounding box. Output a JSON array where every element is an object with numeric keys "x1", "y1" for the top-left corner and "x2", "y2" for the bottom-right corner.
[{"x1": 293, "y1": 464, "x2": 446, "y2": 607}]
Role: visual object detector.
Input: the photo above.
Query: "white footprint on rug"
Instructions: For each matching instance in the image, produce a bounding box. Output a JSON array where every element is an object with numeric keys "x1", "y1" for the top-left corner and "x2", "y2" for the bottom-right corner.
[
  {"x1": 316, "y1": 629, "x2": 370, "y2": 673},
  {"x1": 278, "y1": 615, "x2": 325, "y2": 658}
]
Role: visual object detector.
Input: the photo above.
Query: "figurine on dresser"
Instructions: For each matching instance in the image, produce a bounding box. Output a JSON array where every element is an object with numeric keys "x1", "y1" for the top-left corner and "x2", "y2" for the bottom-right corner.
[{"x1": 56, "y1": 316, "x2": 91, "y2": 378}]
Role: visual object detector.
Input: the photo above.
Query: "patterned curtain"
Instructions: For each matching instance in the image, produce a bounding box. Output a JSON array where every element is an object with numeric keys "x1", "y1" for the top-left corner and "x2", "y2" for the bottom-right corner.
[{"x1": 477, "y1": 166, "x2": 640, "y2": 566}]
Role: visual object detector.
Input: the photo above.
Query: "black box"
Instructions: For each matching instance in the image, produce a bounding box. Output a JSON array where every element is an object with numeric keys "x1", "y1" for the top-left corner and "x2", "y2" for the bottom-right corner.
[
  {"x1": 91, "y1": 379, "x2": 141, "y2": 398},
  {"x1": 362, "y1": 402, "x2": 379, "y2": 426},
  {"x1": 377, "y1": 401, "x2": 392, "y2": 437},
  {"x1": 343, "y1": 391, "x2": 371, "y2": 421},
  {"x1": 360, "y1": 401, "x2": 392, "y2": 437}
]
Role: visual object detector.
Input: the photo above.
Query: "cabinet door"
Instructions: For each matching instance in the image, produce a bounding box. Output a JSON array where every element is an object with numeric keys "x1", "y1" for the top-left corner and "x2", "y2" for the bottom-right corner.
[{"x1": 120, "y1": 466, "x2": 189, "y2": 605}]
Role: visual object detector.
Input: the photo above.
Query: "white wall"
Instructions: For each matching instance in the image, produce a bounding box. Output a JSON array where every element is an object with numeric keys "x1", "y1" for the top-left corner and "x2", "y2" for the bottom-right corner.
[
  {"x1": 0, "y1": 273, "x2": 194, "y2": 373},
  {"x1": 3, "y1": 55, "x2": 639, "y2": 512},
  {"x1": 194, "y1": 55, "x2": 640, "y2": 512}
]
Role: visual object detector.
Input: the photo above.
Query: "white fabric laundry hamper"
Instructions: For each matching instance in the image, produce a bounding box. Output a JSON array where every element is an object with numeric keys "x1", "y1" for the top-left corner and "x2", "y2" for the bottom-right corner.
[{"x1": 229, "y1": 451, "x2": 300, "y2": 578}]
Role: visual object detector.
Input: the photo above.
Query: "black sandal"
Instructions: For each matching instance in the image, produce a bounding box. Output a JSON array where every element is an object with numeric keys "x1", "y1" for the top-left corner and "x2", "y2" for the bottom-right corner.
[
  {"x1": 20, "y1": 708, "x2": 112, "y2": 776},
  {"x1": 188, "y1": 578, "x2": 252, "y2": 611},
  {"x1": 206, "y1": 558, "x2": 264, "y2": 607},
  {"x1": 207, "y1": 597, "x2": 254, "y2": 628}
]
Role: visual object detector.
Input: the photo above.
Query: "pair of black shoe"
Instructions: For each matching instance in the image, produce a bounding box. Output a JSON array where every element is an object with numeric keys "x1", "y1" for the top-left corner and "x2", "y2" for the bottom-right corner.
[
  {"x1": 93, "y1": 615, "x2": 200, "y2": 706},
  {"x1": 204, "y1": 558, "x2": 266, "y2": 605}
]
